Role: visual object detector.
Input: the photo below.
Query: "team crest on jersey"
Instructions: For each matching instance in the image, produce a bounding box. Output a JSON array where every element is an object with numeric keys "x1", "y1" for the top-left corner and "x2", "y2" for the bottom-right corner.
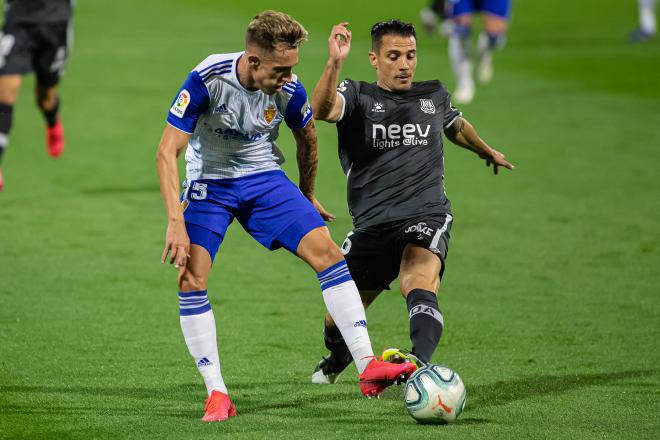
[
  {"x1": 371, "y1": 102, "x2": 386, "y2": 113},
  {"x1": 264, "y1": 105, "x2": 277, "y2": 124},
  {"x1": 337, "y1": 80, "x2": 348, "y2": 93},
  {"x1": 419, "y1": 99, "x2": 436, "y2": 114},
  {"x1": 170, "y1": 89, "x2": 190, "y2": 118}
]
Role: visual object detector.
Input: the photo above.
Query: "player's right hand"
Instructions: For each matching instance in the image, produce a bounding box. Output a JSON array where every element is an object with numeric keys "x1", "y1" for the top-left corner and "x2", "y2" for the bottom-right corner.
[
  {"x1": 328, "y1": 22, "x2": 351, "y2": 62},
  {"x1": 161, "y1": 219, "x2": 191, "y2": 269}
]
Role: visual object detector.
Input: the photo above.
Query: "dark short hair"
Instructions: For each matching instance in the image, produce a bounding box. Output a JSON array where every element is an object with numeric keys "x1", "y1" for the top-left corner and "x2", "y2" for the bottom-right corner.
[{"x1": 370, "y1": 19, "x2": 416, "y2": 52}]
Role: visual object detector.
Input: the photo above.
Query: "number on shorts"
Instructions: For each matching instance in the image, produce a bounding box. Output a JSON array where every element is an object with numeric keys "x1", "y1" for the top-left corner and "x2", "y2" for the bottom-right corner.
[{"x1": 190, "y1": 182, "x2": 207, "y2": 200}]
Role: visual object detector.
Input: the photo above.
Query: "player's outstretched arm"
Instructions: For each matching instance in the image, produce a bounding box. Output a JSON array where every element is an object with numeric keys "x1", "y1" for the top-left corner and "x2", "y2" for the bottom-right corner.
[
  {"x1": 292, "y1": 120, "x2": 335, "y2": 221},
  {"x1": 156, "y1": 124, "x2": 192, "y2": 267},
  {"x1": 312, "y1": 22, "x2": 352, "y2": 122},
  {"x1": 444, "y1": 117, "x2": 514, "y2": 175}
]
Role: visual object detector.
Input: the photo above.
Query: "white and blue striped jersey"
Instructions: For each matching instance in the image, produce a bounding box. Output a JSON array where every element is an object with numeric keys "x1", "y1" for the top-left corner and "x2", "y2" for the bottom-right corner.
[{"x1": 166, "y1": 51, "x2": 313, "y2": 180}]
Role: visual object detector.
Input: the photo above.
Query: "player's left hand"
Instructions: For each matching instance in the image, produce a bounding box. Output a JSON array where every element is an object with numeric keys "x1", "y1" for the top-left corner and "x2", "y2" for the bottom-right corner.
[
  {"x1": 483, "y1": 148, "x2": 514, "y2": 175},
  {"x1": 310, "y1": 196, "x2": 336, "y2": 222}
]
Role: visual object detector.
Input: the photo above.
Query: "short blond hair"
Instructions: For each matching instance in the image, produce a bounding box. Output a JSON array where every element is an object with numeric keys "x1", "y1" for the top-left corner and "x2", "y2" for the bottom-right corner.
[{"x1": 246, "y1": 10, "x2": 308, "y2": 51}]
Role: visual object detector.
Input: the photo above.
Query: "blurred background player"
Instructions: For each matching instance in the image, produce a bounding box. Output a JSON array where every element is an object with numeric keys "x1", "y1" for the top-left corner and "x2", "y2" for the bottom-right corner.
[
  {"x1": 156, "y1": 11, "x2": 416, "y2": 422},
  {"x1": 447, "y1": 0, "x2": 512, "y2": 104},
  {"x1": 0, "y1": 0, "x2": 72, "y2": 191},
  {"x1": 310, "y1": 20, "x2": 513, "y2": 384},
  {"x1": 419, "y1": 0, "x2": 454, "y2": 37},
  {"x1": 630, "y1": 0, "x2": 657, "y2": 42}
]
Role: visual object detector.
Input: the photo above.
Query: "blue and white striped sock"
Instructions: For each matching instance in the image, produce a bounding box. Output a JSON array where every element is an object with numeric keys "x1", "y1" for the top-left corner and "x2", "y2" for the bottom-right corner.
[
  {"x1": 317, "y1": 261, "x2": 374, "y2": 373},
  {"x1": 179, "y1": 290, "x2": 227, "y2": 395}
]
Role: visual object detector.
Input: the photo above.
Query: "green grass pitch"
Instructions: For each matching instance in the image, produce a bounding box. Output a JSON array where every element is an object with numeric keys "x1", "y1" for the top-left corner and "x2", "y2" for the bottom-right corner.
[{"x1": 1, "y1": 0, "x2": 659, "y2": 438}]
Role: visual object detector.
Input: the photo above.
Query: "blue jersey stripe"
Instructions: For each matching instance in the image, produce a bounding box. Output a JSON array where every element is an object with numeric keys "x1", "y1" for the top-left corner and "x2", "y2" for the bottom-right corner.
[
  {"x1": 198, "y1": 59, "x2": 232, "y2": 75},
  {"x1": 202, "y1": 68, "x2": 233, "y2": 81}
]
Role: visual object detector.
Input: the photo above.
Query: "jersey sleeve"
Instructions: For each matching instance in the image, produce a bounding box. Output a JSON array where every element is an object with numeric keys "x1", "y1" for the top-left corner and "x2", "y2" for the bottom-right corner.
[
  {"x1": 166, "y1": 70, "x2": 210, "y2": 134},
  {"x1": 441, "y1": 85, "x2": 462, "y2": 129},
  {"x1": 284, "y1": 81, "x2": 313, "y2": 129},
  {"x1": 337, "y1": 79, "x2": 359, "y2": 122}
]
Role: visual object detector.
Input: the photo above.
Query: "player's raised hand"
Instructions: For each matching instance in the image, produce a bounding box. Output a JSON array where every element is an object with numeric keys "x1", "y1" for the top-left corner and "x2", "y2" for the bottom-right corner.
[
  {"x1": 161, "y1": 220, "x2": 191, "y2": 269},
  {"x1": 328, "y1": 22, "x2": 352, "y2": 62},
  {"x1": 310, "y1": 195, "x2": 336, "y2": 222},
  {"x1": 483, "y1": 148, "x2": 514, "y2": 175}
]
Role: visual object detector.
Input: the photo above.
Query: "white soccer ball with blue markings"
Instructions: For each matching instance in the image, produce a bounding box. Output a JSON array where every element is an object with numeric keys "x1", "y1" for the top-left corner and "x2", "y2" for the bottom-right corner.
[{"x1": 404, "y1": 364, "x2": 466, "y2": 424}]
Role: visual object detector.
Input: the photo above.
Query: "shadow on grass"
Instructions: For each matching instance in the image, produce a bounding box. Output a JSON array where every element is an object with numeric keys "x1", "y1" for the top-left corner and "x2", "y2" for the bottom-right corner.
[
  {"x1": 468, "y1": 368, "x2": 658, "y2": 409},
  {"x1": 2, "y1": 369, "x2": 654, "y2": 424}
]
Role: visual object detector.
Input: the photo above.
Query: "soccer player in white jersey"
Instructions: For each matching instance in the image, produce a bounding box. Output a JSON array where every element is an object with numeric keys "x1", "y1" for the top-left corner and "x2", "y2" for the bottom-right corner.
[
  {"x1": 630, "y1": 0, "x2": 657, "y2": 42},
  {"x1": 155, "y1": 11, "x2": 416, "y2": 422},
  {"x1": 447, "y1": 0, "x2": 512, "y2": 104}
]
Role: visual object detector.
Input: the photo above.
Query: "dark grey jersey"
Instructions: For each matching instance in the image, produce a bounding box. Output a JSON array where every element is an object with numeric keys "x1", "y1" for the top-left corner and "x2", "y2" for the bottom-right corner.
[
  {"x1": 4, "y1": 0, "x2": 73, "y2": 23},
  {"x1": 336, "y1": 79, "x2": 460, "y2": 228}
]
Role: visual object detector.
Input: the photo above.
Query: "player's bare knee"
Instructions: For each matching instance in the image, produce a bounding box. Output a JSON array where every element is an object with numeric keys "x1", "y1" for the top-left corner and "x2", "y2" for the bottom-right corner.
[
  {"x1": 311, "y1": 241, "x2": 344, "y2": 272},
  {"x1": 178, "y1": 269, "x2": 206, "y2": 292},
  {"x1": 400, "y1": 271, "x2": 439, "y2": 296}
]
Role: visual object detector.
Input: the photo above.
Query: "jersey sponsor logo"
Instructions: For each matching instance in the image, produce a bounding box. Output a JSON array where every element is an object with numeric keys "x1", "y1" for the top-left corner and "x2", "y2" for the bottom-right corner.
[
  {"x1": 264, "y1": 105, "x2": 277, "y2": 124},
  {"x1": 371, "y1": 102, "x2": 386, "y2": 113},
  {"x1": 372, "y1": 123, "x2": 431, "y2": 149},
  {"x1": 404, "y1": 222, "x2": 434, "y2": 237},
  {"x1": 170, "y1": 89, "x2": 190, "y2": 118},
  {"x1": 420, "y1": 98, "x2": 436, "y2": 114},
  {"x1": 214, "y1": 126, "x2": 265, "y2": 142}
]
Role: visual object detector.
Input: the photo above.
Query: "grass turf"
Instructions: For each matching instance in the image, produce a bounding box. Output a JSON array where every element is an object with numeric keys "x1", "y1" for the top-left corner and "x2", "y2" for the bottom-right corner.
[{"x1": 1, "y1": 0, "x2": 659, "y2": 438}]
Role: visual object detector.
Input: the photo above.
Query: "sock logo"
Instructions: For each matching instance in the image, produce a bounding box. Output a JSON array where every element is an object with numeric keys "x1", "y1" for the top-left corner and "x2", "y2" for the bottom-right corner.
[
  {"x1": 353, "y1": 320, "x2": 367, "y2": 328},
  {"x1": 409, "y1": 305, "x2": 444, "y2": 325},
  {"x1": 197, "y1": 357, "x2": 213, "y2": 367}
]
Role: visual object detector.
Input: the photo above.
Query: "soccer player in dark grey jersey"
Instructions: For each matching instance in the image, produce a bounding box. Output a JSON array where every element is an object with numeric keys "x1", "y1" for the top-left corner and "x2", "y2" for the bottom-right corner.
[
  {"x1": 0, "y1": 0, "x2": 73, "y2": 191},
  {"x1": 310, "y1": 20, "x2": 513, "y2": 383}
]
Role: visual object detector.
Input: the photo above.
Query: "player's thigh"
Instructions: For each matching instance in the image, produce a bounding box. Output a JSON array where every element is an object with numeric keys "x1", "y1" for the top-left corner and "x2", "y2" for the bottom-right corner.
[
  {"x1": 341, "y1": 227, "x2": 399, "y2": 292},
  {"x1": 450, "y1": 0, "x2": 475, "y2": 25},
  {"x1": 32, "y1": 21, "x2": 70, "y2": 88},
  {"x1": 296, "y1": 226, "x2": 344, "y2": 273},
  {"x1": 0, "y1": 74, "x2": 22, "y2": 103},
  {"x1": 483, "y1": 0, "x2": 512, "y2": 32},
  {"x1": 178, "y1": 243, "x2": 213, "y2": 292},
  {"x1": 182, "y1": 179, "x2": 238, "y2": 261},
  {"x1": 396, "y1": 215, "x2": 453, "y2": 296},
  {"x1": 239, "y1": 171, "x2": 326, "y2": 259},
  {"x1": 0, "y1": 21, "x2": 31, "y2": 81}
]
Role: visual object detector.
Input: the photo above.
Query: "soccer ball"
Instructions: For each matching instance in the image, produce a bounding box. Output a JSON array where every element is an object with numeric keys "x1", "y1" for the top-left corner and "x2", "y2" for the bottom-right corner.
[{"x1": 403, "y1": 364, "x2": 466, "y2": 424}]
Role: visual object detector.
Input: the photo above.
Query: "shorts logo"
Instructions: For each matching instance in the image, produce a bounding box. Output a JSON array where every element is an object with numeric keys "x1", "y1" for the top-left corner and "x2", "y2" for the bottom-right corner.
[
  {"x1": 264, "y1": 105, "x2": 277, "y2": 124},
  {"x1": 420, "y1": 99, "x2": 435, "y2": 114},
  {"x1": 354, "y1": 320, "x2": 367, "y2": 328},
  {"x1": 405, "y1": 222, "x2": 434, "y2": 237},
  {"x1": 371, "y1": 102, "x2": 386, "y2": 113},
  {"x1": 170, "y1": 89, "x2": 190, "y2": 118}
]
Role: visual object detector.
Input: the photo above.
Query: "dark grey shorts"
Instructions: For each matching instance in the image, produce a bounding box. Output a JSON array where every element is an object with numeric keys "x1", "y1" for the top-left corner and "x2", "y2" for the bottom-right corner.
[
  {"x1": 341, "y1": 214, "x2": 453, "y2": 291},
  {"x1": 0, "y1": 20, "x2": 71, "y2": 86}
]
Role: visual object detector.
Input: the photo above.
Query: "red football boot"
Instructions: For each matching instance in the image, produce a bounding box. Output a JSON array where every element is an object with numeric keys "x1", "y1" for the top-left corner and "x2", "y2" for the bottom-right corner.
[
  {"x1": 46, "y1": 119, "x2": 65, "y2": 158},
  {"x1": 202, "y1": 390, "x2": 237, "y2": 422},
  {"x1": 359, "y1": 358, "x2": 417, "y2": 398},
  {"x1": 0, "y1": 167, "x2": 4, "y2": 191}
]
